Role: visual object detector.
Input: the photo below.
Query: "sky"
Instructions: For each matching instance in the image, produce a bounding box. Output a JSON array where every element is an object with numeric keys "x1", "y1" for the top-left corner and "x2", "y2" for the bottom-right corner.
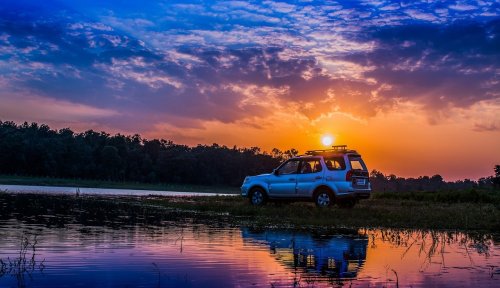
[{"x1": 0, "y1": 0, "x2": 499, "y2": 180}]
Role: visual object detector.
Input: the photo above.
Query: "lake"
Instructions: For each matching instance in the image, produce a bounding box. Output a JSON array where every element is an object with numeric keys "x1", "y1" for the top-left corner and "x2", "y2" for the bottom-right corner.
[
  {"x1": 0, "y1": 184, "x2": 236, "y2": 197},
  {"x1": 0, "y1": 194, "x2": 499, "y2": 287}
]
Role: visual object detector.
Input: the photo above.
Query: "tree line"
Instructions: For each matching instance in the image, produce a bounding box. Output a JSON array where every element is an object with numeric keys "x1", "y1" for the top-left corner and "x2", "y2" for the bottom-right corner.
[
  {"x1": 369, "y1": 169, "x2": 499, "y2": 192},
  {"x1": 0, "y1": 121, "x2": 498, "y2": 190},
  {"x1": 0, "y1": 121, "x2": 296, "y2": 186}
]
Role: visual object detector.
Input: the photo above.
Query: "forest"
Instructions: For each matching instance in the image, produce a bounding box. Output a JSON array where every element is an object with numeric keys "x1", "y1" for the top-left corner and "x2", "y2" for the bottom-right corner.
[{"x1": 0, "y1": 121, "x2": 498, "y2": 191}]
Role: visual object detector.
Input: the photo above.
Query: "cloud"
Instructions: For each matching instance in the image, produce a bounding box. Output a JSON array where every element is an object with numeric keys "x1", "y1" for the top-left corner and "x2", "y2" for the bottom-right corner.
[
  {"x1": 449, "y1": 3, "x2": 478, "y2": 12},
  {"x1": 95, "y1": 57, "x2": 183, "y2": 89},
  {"x1": 404, "y1": 9, "x2": 438, "y2": 22},
  {"x1": 474, "y1": 122, "x2": 500, "y2": 131},
  {"x1": 0, "y1": 93, "x2": 119, "y2": 123},
  {"x1": 0, "y1": 0, "x2": 499, "y2": 135},
  {"x1": 264, "y1": 1, "x2": 297, "y2": 13},
  {"x1": 344, "y1": 20, "x2": 500, "y2": 114}
]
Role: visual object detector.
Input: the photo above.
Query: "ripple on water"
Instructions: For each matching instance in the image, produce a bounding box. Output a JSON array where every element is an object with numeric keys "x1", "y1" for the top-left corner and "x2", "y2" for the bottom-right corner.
[{"x1": 0, "y1": 220, "x2": 499, "y2": 287}]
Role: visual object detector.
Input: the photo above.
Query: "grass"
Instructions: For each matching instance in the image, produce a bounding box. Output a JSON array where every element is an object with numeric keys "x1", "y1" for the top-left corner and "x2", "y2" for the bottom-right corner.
[
  {"x1": 0, "y1": 175, "x2": 240, "y2": 194},
  {"x1": 143, "y1": 194, "x2": 500, "y2": 231},
  {"x1": 373, "y1": 188, "x2": 500, "y2": 205},
  {"x1": 1, "y1": 186, "x2": 499, "y2": 232}
]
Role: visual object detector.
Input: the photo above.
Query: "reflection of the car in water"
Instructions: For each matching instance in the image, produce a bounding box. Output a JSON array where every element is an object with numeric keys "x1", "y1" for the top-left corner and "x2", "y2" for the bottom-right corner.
[{"x1": 242, "y1": 228, "x2": 368, "y2": 278}]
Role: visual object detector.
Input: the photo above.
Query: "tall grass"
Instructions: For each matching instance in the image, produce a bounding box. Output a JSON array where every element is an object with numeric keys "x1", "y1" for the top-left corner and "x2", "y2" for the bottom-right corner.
[
  {"x1": 373, "y1": 188, "x2": 500, "y2": 206},
  {"x1": 1, "y1": 191, "x2": 499, "y2": 231},
  {"x1": 145, "y1": 194, "x2": 500, "y2": 231},
  {"x1": 0, "y1": 234, "x2": 45, "y2": 287}
]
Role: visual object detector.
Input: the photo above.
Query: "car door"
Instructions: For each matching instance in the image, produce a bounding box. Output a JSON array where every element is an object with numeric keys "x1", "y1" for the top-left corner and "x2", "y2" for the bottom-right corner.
[
  {"x1": 295, "y1": 158, "x2": 324, "y2": 197},
  {"x1": 268, "y1": 159, "x2": 299, "y2": 197}
]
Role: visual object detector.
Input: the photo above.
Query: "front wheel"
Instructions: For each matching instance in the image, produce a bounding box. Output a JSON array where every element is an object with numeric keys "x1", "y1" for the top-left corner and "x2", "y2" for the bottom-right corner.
[
  {"x1": 249, "y1": 188, "x2": 266, "y2": 206},
  {"x1": 314, "y1": 189, "x2": 333, "y2": 207}
]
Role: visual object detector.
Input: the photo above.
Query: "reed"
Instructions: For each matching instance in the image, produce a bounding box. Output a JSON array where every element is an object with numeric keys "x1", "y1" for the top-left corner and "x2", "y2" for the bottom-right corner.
[{"x1": 0, "y1": 234, "x2": 45, "y2": 287}]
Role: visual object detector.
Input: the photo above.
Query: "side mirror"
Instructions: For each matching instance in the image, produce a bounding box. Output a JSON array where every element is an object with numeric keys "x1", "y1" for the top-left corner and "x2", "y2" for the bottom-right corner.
[{"x1": 273, "y1": 169, "x2": 279, "y2": 176}]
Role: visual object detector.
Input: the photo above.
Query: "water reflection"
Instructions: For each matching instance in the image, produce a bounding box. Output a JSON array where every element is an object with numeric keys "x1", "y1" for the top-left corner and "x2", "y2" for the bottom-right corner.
[
  {"x1": 0, "y1": 193, "x2": 499, "y2": 287},
  {"x1": 242, "y1": 228, "x2": 367, "y2": 279}
]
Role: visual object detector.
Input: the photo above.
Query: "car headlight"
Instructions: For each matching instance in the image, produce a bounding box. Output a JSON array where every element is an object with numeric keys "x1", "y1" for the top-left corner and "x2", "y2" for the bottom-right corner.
[{"x1": 243, "y1": 177, "x2": 250, "y2": 183}]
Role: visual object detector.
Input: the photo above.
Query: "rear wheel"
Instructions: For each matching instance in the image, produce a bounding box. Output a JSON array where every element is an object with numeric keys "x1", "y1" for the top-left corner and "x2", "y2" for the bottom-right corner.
[
  {"x1": 249, "y1": 188, "x2": 266, "y2": 206},
  {"x1": 314, "y1": 189, "x2": 333, "y2": 208}
]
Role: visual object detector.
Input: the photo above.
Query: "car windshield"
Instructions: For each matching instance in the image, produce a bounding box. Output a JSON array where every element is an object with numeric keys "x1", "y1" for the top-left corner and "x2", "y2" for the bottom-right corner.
[
  {"x1": 278, "y1": 159, "x2": 300, "y2": 175},
  {"x1": 349, "y1": 156, "x2": 367, "y2": 171}
]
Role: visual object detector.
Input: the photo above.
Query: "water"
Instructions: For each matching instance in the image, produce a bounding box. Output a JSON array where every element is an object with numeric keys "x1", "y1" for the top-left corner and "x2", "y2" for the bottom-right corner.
[
  {"x1": 0, "y1": 196, "x2": 499, "y2": 287},
  {"x1": 0, "y1": 184, "x2": 236, "y2": 197}
]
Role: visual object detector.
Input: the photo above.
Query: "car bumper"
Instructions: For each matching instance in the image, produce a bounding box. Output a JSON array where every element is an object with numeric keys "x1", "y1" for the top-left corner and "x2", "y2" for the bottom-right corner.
[{"x1": 240, "y1": 185, "x2": 250, "y2": 197}]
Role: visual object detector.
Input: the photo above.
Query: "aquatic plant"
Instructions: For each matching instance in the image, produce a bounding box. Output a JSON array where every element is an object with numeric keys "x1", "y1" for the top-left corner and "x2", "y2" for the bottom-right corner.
[
  {"x1": 0, "y1": 234, "x2": 45, "y2": 288},
  {"x1": 152, "y1": 262, "x2": 160, "y2": 288}
]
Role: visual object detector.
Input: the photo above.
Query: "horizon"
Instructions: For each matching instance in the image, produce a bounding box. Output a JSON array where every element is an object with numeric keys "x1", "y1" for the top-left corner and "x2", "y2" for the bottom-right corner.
[
  {"x1": 1, "y1": 119, "x2": 496, "y2": 182},
  {"x1": 1, "y1": 0, "x2": 499, "y2": 181}
]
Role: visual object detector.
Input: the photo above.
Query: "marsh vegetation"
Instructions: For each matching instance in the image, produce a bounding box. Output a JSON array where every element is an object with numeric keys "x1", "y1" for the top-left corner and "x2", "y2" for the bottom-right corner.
[
  {"x1": 0, "y1": 234, "x2": 45, "y2": 288},
  {"x1": 1, "y1": 190, "x2": 498, "y2": 231},
  {"x1": 0, "y1": 192, "x2": 498, "y2": 287}
]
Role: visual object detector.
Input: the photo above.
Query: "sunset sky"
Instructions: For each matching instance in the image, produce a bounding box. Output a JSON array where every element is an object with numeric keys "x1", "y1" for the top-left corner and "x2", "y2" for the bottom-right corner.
[{"x1": 0, "y1": 0, "x2": 499, "y2": 180}]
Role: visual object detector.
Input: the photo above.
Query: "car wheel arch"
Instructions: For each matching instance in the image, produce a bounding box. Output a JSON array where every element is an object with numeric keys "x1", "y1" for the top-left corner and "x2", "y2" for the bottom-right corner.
[
  {"x1": 249, "y1": 185, "x2": 268, "y2": 196},
  {"x1": 313, "y1": 184, "x2": 337, "y2": 197}
]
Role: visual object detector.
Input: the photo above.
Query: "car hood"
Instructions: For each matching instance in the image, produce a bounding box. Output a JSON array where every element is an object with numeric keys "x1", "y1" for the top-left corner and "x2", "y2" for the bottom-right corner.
[{"x1": 248, "y1": 173, "x2": 272, "y2": 180}]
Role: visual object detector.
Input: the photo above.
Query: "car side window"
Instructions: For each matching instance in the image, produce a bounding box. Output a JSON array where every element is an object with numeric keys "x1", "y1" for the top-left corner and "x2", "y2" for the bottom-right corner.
[
  {"x1": 300, "y1": 159, "x2": 322, "y2": 174},
  {"x1": 324, "y1": 156, "x2": 346, "y2": 170},
  {"x1": 277, "y1": 160, "x2": 300, "y2": 175}
]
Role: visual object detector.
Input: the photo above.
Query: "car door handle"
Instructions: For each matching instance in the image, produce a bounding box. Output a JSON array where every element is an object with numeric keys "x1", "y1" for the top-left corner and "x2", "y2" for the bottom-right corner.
[
  {"x1": 289, "y1": 178, "x2": 295, "y2": 181},
  {"x1": 315, "y1": 176, "x2": 322, "y2": 180}
]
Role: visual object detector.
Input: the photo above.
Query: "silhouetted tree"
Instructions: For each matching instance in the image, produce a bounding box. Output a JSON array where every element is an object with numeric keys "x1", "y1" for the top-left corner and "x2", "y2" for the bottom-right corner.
[
  {"x1": 494, "y1": 165, "x2": 500, "y2": 188},
  {"x1": 0, "y1": 121, "x2": 285, "y2": 186},
  {"x1": 369, "y1": 170, "x2": 492, "y2": 193},
  {"x1": 0, "y1": 120, "x2": 496, "y2": 190}
]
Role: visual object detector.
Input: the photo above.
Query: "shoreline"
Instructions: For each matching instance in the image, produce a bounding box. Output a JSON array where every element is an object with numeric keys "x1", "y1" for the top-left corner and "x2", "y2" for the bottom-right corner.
[{"x1": 1, "y1": 191, "x2": 499, "y2": 233}]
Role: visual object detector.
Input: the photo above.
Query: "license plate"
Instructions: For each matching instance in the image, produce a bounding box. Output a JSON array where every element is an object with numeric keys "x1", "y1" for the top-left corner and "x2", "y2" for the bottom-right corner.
[{"x1": 356, "y1": 179, "x2": 366, "y2": 185}]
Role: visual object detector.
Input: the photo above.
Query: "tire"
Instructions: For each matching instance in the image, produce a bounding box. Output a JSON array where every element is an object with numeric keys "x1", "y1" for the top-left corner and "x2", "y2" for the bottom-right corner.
[
  {"x1": 249, "y1": 188, "x2": 267, "y2": 206},
  {"x1": 314, "y1": 188, "x2": 333, "y2": 208}
]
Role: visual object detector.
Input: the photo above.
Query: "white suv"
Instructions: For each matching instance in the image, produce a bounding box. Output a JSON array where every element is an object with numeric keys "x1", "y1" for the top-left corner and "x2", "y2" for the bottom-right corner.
[{"x1": 241, "y1": 145, "x2": 371, "y2": 207}]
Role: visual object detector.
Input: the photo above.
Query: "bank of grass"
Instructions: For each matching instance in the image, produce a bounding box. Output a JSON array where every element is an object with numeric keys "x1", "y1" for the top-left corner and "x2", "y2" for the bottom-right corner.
[
  {"x1": 0, "y1": 175, "x2": 239, "y2": 194},
  {"x1": 373, "y1": 188, "x2": 500, "y2": 205},
  {"x1": 1, "y1": 186, "x2": 499, "y2": 231},
  {"x1": 146, "y1": 190, "x2": 500, "y2": 231}
]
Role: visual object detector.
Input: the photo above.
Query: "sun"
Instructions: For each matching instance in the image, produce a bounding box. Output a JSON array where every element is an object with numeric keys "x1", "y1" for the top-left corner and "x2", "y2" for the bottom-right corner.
[{"x1": 321, "y1": 135, "x2": 334, "y2": 147}]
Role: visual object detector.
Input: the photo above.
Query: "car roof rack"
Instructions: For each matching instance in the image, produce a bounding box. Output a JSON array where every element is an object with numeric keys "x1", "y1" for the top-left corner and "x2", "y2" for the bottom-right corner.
[{"x1": 305, "y1": 145, "x2": 358, "y2": 155}]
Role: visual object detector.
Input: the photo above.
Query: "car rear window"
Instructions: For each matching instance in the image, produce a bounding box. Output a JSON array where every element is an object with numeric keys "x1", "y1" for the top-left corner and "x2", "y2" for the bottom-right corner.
[
  {"x1": 324, "y1": 156, "x2": 346, "y2": 170},
  {"x1": 348, "y1": 156, "x2": 367, "y2": 171}
]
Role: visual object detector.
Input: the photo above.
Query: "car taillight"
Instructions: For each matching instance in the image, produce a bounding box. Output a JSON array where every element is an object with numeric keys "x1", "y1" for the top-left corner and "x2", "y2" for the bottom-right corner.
[{"x1": 346, "y1": 170, "x2": 353, "y2": 181}]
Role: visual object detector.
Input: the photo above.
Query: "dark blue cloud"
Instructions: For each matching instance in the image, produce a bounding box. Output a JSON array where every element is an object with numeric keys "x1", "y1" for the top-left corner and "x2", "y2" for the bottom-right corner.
[{"x1": 345, "y1": 19, "x2": 500, "y2": 109}]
